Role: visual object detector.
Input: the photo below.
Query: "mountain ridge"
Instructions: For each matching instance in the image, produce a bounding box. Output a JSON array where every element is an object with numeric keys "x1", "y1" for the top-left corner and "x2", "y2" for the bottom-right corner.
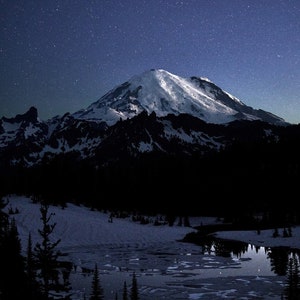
[
  {"x1": 0, "y1": 68, "x2": 292, "y2": 170},
  {"x1": 1, "y1": 107, "x2": 300, "y2": 213},
  {"x1": 0, "y1": 69, "x2": 300, "y2": 216},
  {"x1": 72, "y1": 69, "x2": 287, "y2": 126}
]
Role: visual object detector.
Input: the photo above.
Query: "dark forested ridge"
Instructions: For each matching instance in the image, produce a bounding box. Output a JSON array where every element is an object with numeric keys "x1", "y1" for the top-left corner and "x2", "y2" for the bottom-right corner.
[
  {"x1": 1, "y1": 112, "x2": 300, "y2": 222},
  {"x1": 1, "y1": 114, "x2": 300, "y2": 300}
]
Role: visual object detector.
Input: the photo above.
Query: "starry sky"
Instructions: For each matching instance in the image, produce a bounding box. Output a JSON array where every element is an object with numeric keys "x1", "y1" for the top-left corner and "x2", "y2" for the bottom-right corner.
[{"x1": 1, "y1": 0, "x2": 300, "y2": 124}]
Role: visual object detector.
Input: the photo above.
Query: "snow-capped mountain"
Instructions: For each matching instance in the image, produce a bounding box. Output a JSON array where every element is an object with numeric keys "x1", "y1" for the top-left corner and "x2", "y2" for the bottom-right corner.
[
  {"x1": 1, "y1": 70, "x2": 300, "y2": 208},
  {"x1": 0, "y1": 107, "x2": 48, "y2": 164},
  {"x1": 72, "y1": 69, "x2": 285, "y2": 126},
  {"x1": 0, "y1": 69, "x2": 291, "y2": 169}
]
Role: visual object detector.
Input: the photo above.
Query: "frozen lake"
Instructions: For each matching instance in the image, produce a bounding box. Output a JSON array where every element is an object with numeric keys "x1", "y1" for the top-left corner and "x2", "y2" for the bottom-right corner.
[
  {"x1": 7, "y1": 195, "x2": 290, "y2": 299},
  {"x1": 66, "y1": 239, "x2": 287, "y2": 299}
]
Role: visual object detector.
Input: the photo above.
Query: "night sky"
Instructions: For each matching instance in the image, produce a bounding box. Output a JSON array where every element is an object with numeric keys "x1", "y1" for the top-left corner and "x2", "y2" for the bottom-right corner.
[{"x1": 1, "y1": 0, "x2": 300, "y2": 124}]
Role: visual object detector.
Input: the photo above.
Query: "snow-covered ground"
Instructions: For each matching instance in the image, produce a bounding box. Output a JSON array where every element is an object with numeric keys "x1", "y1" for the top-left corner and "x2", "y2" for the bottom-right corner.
[{"x1": 5, "y1": 195, "x2": 298, "y2": 299}]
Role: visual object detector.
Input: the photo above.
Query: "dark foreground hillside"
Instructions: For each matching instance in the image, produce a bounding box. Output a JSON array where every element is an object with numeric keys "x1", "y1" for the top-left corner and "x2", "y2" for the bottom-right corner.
[{"x1": 2, "y1": 121, "x2": 300, "y2": 223}]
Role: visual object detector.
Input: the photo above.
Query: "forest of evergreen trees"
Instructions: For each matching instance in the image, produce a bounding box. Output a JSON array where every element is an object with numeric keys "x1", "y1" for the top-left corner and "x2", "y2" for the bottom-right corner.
[
  {"x1": 1, "y1": 116, "x2": 300, "y2": 300},
  {"x1": 2, "y1": 194, "x2": 300, "y2": 299},
  {"x1": 0, "y1": 198, "x2": 140, "y2": 299},
  {"x1": 1, "y1": 124, "x2": 300, "y2": 224}
]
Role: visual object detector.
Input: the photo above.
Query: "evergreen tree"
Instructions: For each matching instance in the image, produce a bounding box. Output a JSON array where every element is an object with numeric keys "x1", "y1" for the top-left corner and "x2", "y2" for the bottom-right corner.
[
  {"x1": 90, "y1": 263, "x2": 104, "y2": 300},
  {"x1": 283, "y1": 227, "x2": 289, "y2": 238},
  {"x1": 26, "y1": 232, "x2": 36, "y2": 282},
  {"x1": 273, "y1": 227, "x2": 279, "y2": 238},
  {"x1": 184, "y1": 216, "x2": 191, "y2": 227},
  {"x1": 284, "y1": 255, "x2": 300, "y2": 299},
  {"x1": 0, "y1": 216, "x2": 32, "y2": 299},
  {"x1": 0, "y1": 197, "x2": 43, "y2": 299},
  {"x1": 26, "y1": 232, "x2": 44, "y2": 299},
  {"x1": 34, "y1": 201, "x2": 68, "y2": 299},
  {"x1": 177, "y1": 216, "x2": 183, "y2": 226},
  {"x1": 130, "y1": 271, "x2": 139, "y2": 300},
  {"x1": 0, "y1": 197, "x2": 9, "y2": 297},
  {"x1": 0, "y1": 198, "x2": 24, "y2": 299},
  {"x1": 294, "y1": 257, "x2": 300, "y2": 292},
  {"x1": 9, "y1": 218, "x2": 28, "y2": 289},
  {"x1": 0, "y1": 196, "x2": 9, "y2": 244},
  {"x1": 288, "y1": 226, "x2": 293, "y2": 237},
  {"x1": 122, "y1": 281, "x2": 128, "y2": 300}
]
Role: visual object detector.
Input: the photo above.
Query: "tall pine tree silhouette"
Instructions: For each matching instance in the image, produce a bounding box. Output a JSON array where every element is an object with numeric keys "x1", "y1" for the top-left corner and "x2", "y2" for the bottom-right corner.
[
  {"x1": 90, "y1": 263, "x2": 104, "y2": 300},
  {"x1": 130, "y1": 271, "x2": 139, "y2": 300},
  {"x1": 34, "y1": 201, "x2": 69, "y2": 299},
  {"x1": 1, "y1": 216, "x2": 30, "y2": 299},
  {"x1": 26, "y1": 232, "x2": 44, "y2": 299},
  {"x1": 0, "y1": 198, "x2": 35, "y2": 299},
  {"x1": 123, "y1": 280, "x2": 128, "y2": 300},
  {"x1": 26, "y1": 233, "x2": 37, "y2": 286},
  {"x1": 0, "y1": 197, "x2": 9, "y2": 298},
  {"x1": 284, "y1": 254, "x2": 300, "y2": 299}
]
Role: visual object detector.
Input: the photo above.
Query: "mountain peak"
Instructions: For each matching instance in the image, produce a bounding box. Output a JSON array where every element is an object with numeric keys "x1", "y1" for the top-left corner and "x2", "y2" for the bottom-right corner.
[
  {"x1": 72, "y1": 69, "x2": 286, "y2": 126},
  {"x1": 2, "y1": 106, "x2": 39, "y2": 124}
]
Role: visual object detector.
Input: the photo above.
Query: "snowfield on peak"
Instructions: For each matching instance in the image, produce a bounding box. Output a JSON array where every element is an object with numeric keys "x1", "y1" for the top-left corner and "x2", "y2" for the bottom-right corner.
[{"x1": 72, "y1": 69, "x2": 285, "y2": 126}]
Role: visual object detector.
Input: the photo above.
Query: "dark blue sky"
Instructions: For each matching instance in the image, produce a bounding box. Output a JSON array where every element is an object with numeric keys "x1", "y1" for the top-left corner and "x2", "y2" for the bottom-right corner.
[{"x1": 1, "y1": 0, "x2": 300, "y2": 123}]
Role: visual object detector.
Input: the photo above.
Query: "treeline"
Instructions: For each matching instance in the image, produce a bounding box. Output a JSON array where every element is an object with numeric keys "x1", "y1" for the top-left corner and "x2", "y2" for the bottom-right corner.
[
  {"x1": 0, "y1": 198, "x2": 69, "y2": 299},
  {"x1": 1, "y1": 122, "x2": 300, "y2": 222},
  {"x1": 0, "y1": 197, "x2": 140, "y2": 300}
]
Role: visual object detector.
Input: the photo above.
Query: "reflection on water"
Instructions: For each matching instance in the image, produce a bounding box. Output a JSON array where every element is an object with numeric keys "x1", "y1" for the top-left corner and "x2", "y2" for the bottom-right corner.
[
  {"x1": 192, "y1": 237, "x2": 273, "y2": 277},
  {"x1": 67, "y1": 238, "x2": 300, "y2": 299},
  {"x1": 198, "y1": 235, "x2": 300, "y2": 277}
]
